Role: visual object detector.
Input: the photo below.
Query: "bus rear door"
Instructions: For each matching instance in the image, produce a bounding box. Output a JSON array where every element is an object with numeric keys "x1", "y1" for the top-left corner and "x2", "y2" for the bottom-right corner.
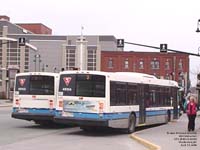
[{"x1": 138, "y1": 84, "x2": 148, "y2": 124}]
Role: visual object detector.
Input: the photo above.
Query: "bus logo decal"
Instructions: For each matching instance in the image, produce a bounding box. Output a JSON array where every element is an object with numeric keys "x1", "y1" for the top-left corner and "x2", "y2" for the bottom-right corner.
[
  {"x1": 19, "y1": 79, "x2": 26, "y2": 86},
  {"x1": 63, "y1": 77, "x2": 72, "y2": 86}
]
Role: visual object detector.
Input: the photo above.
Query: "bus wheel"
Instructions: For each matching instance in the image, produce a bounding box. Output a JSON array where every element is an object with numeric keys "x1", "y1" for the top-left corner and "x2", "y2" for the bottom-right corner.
[
  {"x1": 167, "y1": 110, "x2": 171, "y2": 123},
  {"x1": 127, "y1": 113, "x2": 136, "y2": 134}
]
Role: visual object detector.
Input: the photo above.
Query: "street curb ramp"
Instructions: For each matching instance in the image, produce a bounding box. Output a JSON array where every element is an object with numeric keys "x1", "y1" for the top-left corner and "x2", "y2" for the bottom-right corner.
[{"x1": 130, "y1": 134, "x2": 161, "y2": 150}]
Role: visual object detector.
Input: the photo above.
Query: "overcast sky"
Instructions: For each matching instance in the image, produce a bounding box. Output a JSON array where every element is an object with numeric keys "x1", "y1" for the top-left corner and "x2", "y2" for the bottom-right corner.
[{"x1": 1, "y1": 0, "x2": 200, "y2": 86}]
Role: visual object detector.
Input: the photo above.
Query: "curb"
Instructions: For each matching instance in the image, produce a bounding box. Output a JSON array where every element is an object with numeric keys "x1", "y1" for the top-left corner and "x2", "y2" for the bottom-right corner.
[{"x1": 130, "y1": 134, "x2": 161, "y2": 150}]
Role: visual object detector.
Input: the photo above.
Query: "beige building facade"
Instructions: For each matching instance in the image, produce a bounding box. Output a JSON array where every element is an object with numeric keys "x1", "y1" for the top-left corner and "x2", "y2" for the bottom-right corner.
[{"x1": 0, "y1": 17, "x2": 120, "y2": 99}]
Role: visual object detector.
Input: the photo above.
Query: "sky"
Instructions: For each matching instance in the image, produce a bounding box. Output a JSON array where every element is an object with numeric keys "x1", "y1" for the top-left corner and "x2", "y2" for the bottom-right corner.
[{"x1": 1, "y1": 0, "x2": 200, "y2": 86}]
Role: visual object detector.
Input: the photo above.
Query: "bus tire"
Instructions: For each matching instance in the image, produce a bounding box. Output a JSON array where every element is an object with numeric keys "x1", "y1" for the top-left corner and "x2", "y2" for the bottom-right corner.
[{"x1": 127, "y1": 113, "x2": 136, "y2": 134}]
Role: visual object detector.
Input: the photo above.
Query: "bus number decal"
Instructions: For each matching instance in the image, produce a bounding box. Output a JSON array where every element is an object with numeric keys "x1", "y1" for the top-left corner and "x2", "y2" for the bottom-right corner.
[{"x1": 62, "y1": 88, "x2": 72, "y2": 92}]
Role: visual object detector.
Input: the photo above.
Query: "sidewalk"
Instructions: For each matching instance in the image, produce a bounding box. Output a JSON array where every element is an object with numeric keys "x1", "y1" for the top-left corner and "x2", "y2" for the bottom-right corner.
[
  {"x1": 0, "y1": 99, "x2": 12, "y2": 107},
  {"x1": 131, "y1": 112, "x2": 200, "y2": 150}
]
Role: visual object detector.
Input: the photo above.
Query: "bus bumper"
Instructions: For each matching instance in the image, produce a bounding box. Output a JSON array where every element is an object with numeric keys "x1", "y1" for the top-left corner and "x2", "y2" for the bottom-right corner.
[
  {"x1": 54, "y1": 116, "x2": 108, "y2": 127},
  {"x1": 11, "y1": 112, "x2": 54, "y2": 121}
]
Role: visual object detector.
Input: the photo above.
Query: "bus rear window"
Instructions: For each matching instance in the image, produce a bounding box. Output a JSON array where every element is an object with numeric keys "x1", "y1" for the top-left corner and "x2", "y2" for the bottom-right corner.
[
  {"x1": 59, "y1": 74, "x2": 105, "y2": 97},
  {"x1": 15, "y1": 75, "x2": 54, "y2": 95}
]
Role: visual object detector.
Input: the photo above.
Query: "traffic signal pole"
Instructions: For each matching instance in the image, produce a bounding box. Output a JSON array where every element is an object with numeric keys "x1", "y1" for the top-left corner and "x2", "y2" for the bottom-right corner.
[{"x1": 124, "y1": 41, "x2": 200, "y2": 57}]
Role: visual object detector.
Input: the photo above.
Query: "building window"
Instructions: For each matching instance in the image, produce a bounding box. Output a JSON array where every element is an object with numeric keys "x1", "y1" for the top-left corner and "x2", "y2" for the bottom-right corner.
[
  {"x1": 6, "y1": 42, "x2": 21, "y2": 69},
  {"x1": 139, "y1": 60, "x2": 144, "y2": 69},
  {"x1": 108, "y1": 58, "x2": 113, "y2": 68},
  {"x1": 0, "y1": 30, "x2": 2, "y2": 37},
  {"x1": 165, "y1": 73, "x2": 170, "y2": 80},
  {"x1": 24, "y1": 48, "x2": 29, "y2": 72},
  {"x1": 87, "y1": 49, "x2": 96, "y2": 71},
  {"x1": 124, "y1": 59, "x2": 129, "y2": 69},
  {"x1": 178, "y1": 76, "x2": 184, "y2": 87},
  {"x1": 133, "y1": 63, "x2": 136, "y2": 71},
  {"x1": 165, "y1": 59, "x2": 170, "y2": 70},
  {"x1": 151, "y1": 58, "x2": 160, "y2": 69},
  {"x1": 66, "y1": 48, "x2": 75, "y2": 70},
  {"x1": 68, "y1": 40, "x2": 72, "y2": 45},
  {"x1": 178, "y1": 59, "x2": 183, "y2": 70}
]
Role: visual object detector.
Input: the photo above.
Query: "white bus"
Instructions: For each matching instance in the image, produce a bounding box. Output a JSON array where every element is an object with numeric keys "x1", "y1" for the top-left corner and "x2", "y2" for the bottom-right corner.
[
  {"x1": 12, "y1": 72, "x2": 59, "y2": 125},
  {"x1": 54, "y1": 71, "x2": 179, "y2": 133}
]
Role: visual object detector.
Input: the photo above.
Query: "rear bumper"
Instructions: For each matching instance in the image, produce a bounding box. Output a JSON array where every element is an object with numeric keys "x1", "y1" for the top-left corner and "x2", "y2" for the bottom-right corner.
[
  {"x1": 11, "y1": 112, "x2": 54, "y2": 121},
  {"x1": 54, "y1": 116, "x2": 108, "y2": 127}
]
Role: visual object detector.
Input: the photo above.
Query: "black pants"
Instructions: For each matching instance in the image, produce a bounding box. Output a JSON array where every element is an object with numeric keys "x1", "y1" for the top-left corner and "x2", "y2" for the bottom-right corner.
[{"x1": 188, "y1": 115, "x2": 196, "y2": 131}]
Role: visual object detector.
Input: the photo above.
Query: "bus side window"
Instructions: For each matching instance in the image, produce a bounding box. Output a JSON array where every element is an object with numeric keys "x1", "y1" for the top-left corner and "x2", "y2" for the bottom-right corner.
[
  {"x1": 110, "y1": 82, "x2": 116, "y2": 106},
  {"x1": 127, "y1": 84, "x2": 137, "y2": 105},
  {"x1": 115, "y1": 82, "x2": 126, "y2": 105}
]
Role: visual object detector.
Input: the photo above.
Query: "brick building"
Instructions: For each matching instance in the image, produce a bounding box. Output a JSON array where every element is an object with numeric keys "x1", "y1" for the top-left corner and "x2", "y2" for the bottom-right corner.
[
  {"x1": 17, "y1": 23, "x2": 52, "y2": 35},
  {"x1": 101, "y1": 51, "x2": 189, "y2": 88}
]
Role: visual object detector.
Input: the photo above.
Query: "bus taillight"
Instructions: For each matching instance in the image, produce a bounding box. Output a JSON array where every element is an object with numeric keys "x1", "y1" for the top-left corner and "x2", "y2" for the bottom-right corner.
[
  {"x1": 15, "y1": 99, "x2": 20, "y2": 106},
  {"x1": 99, "y1": 102, "x2": 104, "y2": 113},
  {"x1": 49, "y1": 100, "x2": 54, "y2": 109}
]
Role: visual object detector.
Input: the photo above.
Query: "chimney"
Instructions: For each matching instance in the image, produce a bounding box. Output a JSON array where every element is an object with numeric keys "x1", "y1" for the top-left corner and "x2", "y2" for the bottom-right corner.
[{"x1": 0, "y1": 16, "x2": 10, "y2": 21}]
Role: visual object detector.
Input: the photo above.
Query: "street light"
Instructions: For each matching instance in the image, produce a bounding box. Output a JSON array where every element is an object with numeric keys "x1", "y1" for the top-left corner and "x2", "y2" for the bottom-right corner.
[{"x1": 196, "y1": 19, "x2": 200, "y2": 33}]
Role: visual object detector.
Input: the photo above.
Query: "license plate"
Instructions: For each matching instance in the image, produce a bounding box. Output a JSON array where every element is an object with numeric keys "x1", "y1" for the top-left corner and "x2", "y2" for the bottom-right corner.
[
  {"x1": 62, "y1": 112, "x2": 74, "y2": 117},
  {"x1": 18, "y1": 109, "x2": 28, "y2": 113}
]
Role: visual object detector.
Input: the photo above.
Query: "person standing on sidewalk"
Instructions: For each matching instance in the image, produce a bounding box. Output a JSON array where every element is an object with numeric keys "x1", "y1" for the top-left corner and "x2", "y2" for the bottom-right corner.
[{"x1": 186, "y1": 96, "x2": 197, "y2": 131}]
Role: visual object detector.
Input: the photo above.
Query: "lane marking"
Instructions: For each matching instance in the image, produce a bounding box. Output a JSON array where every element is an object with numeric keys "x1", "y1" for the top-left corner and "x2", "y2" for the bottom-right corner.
[{"x1": 130, "y1": 134, "x2": 161, "y2": 150}]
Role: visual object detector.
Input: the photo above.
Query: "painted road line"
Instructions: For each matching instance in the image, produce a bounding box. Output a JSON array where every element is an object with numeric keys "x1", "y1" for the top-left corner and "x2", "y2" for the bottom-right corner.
[{"x1": 130, "y1": 134, "x2": 161, "y2": 150}]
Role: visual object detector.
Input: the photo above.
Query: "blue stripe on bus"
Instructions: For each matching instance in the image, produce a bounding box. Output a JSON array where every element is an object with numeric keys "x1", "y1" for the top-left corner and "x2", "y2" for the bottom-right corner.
[
  {"x1": 55, "y1": 109, "x2": 174, "y2": 120},
  {"x1": 129, "y1": 110, "x2": 173, "y2": 118},
  {"x1": 12, "y1": 107, "x2": 55, "y2": 115},
  {"x1": 146, "y1": 110, "x2": 167, "y2": 116},
  {"x1": 55, "y1": 110, "x2": 129, "y2": 120},
  {"x1": 72, "y1": 112, "x2": 130, "y2": 120}
]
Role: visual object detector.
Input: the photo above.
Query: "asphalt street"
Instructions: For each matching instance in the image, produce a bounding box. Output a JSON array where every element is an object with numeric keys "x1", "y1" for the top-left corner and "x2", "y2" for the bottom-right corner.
[
  {"x1": 0, "y1": 106, "x2": 146, "y2": 150},
  {"x1": 1, "y1": 100, "x2": 200, "y2": 150}
]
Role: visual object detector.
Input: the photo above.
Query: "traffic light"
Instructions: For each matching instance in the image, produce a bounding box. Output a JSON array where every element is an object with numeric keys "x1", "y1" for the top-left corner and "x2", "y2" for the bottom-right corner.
[
  {"x1": 117, "y1": 39, "x2": 124, "y2": 48},
  {"x1": 19, "y1": 37, "x2": 26, "y2": 46},
  {"x1": 160, "y1": 44, "x2": 167, "y2": 53}
]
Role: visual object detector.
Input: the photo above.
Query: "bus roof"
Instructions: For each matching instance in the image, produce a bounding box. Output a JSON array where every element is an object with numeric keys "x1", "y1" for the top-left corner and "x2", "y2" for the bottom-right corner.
[
  {"x1": 60, "y1": 70, "x2": 179, "y2": 88},
  {"x1": 15, "y1": 72, "x2": 59, "y2": 77}
]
